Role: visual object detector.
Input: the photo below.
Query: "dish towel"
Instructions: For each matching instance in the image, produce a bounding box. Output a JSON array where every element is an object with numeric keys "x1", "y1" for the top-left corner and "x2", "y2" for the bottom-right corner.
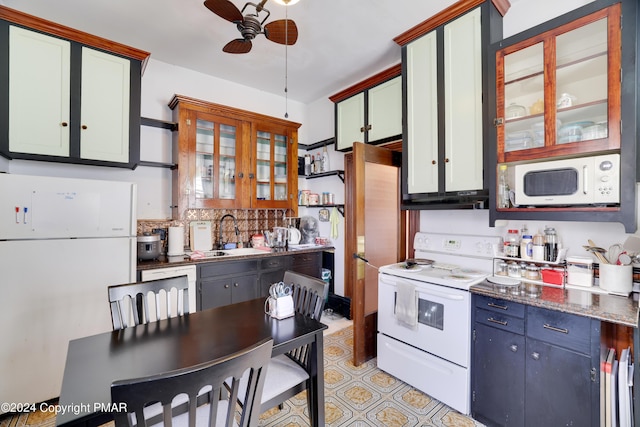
[
  {"x1": 330, "y1": 207, "x2": 340, "y2": 239},
  {"x1": 394, "y1": 280, "x2": 418, "y2": 329}
]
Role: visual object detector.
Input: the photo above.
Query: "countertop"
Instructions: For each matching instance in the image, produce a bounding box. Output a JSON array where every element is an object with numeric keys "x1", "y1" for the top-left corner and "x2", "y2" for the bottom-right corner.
[
  {"x1": 470, "y1": 280, "x2": 639, "y2": 328},
  {"x1": 137, "y1": 245, "x2": 334, "y2": 271}
]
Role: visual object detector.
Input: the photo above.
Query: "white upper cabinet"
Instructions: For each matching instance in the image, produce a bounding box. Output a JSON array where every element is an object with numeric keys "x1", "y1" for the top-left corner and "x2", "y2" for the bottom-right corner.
[
  {"x1": 333, "y1": 73, "x2": 402, "y2": 151},
  {"x1": 80, "y1": 47, "x2": 130, "y2": 163},
  {"x1": 9, "y1": 26, "x2": 71, "y2": 157},
  {"x1": 443, "y1": 8, "x2": 483, "y2": 192},
  {"x1": 367, "y1": 77, "x2": 402, "y2": 142},
  {"x1": 405, "y1": 8, "x2": 483, "y2": 196},
  {"x1": 406, "y1": 31, "x2": 438, "y2": 194},
  {"x1": 401, "y1": 2, "x2": 498, "y2": 207},
  {"x1": 336, "y1": 92, "x2": 364, "y2": 151},
  {"x1": 0, "y1": 6, "x2": 148, "y2": 169}
]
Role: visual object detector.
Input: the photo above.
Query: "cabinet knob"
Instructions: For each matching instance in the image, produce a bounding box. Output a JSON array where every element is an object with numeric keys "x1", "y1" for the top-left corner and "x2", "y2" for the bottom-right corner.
[
  {"x1": 248, "y1": 173, "x2": 254, "y2": 179},
  {"x1": 431, "y1": 160, "x2": 436, "y2": 165},
  {"x1": 224, "y1": 284, "x2": 230, "y2": 289},
  {"x1": 531, "y1": 352, "x2": 540, "y2": 360},
  {"x1": 237, "y1": 172, "x2": 244, "y2": 178},
  {"x1": 510, "y1": 344, "x2": 518, "y2": 353},
  {"x1": 81, "y1": 125, "x2": 88, "y2": 130},
  {"x1": 445, "y1": 158, "x2": 450, "y2": 163},
  {"x1": 61, "y1": 122, "x2": 68, "y2": 127},
  {"x1": 360, "y1": 126, "x2": 366, "y2": 133},
  {"x1": 234, "y1": 283, "x2": 239, "y2": 287}
]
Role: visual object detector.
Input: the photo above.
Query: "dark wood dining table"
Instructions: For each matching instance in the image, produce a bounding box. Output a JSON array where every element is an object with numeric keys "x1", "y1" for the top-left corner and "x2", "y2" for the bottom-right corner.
[{"x1": 55, "y1": 297, "x2": 327, "y2": 427}]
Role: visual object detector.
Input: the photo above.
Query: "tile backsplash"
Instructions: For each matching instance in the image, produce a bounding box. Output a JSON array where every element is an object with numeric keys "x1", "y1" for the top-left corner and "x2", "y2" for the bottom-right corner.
[{"x1": 138, "y1": 208, "x2": 294, "y2": 253}]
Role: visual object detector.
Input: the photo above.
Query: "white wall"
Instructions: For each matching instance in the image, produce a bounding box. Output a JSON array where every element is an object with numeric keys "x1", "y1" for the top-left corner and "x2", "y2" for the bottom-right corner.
[
  {"x1": 503, "y1": 0, "x2": 594, "y2": 38},
  {"x1": 297, "y1": 96, "x2": 346, "y2": 295}
]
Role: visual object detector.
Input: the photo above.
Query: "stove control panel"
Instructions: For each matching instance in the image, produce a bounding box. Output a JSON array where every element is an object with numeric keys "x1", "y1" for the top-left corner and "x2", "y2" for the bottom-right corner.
[{"x1": 414, "y1": 232, "x2": 502, "y2": 258}]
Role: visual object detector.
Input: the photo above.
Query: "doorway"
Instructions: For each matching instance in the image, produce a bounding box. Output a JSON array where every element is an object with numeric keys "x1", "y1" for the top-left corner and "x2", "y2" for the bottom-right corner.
[{"x1": 344, "y1": 141, "x2": 410, "y2": 365}]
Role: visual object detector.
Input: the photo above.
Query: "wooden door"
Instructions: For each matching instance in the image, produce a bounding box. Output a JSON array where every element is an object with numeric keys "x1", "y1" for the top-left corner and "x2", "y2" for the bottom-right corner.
[{"x1": 346, "y1": 142, "x2": 404, "y2": 365}]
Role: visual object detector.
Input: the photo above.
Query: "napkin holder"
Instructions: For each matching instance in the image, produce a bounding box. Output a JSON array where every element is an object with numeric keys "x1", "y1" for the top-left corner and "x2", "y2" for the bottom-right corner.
[{"x1": 267, "y1": 295, "x2": 295, "y2": 319}]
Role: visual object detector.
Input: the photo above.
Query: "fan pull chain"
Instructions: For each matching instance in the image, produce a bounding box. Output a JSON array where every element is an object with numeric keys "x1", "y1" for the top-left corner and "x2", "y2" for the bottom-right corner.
[{"x1": 284, "y1": 6, "x2": 289, "y2": 118}]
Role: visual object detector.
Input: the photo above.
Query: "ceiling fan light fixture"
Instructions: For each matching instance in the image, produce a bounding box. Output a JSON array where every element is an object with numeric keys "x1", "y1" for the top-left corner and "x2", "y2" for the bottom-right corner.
[{"x1": 273, "y1": 0, "x2": 300, "y2": 6}]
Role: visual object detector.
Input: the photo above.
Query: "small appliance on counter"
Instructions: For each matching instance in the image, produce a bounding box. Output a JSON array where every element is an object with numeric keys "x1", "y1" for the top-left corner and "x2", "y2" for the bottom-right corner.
[
  {"x1": 299, "y1": 216, "x2": 319, "y2": 244},
  {"x1": 190, "y1": 221, "x2": 213, "y2": 251},
  {"x1": 167, "y1": 225, "x2": 185, "y2": 256},
  {"x1": 137, "y1": 232, "x2": 161, "y2": 260}
]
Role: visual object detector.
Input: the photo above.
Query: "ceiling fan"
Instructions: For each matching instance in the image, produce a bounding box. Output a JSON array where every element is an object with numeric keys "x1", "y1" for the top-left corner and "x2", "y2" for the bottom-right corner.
[{"x1": 204, "y1": 0, "x2": 299, "y2": 54}]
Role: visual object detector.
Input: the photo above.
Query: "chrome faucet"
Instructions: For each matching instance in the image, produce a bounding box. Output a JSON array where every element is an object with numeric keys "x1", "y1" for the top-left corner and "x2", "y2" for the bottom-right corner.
[{"x1": 218, "y1": 214, "x2": 239, "y2": 249}]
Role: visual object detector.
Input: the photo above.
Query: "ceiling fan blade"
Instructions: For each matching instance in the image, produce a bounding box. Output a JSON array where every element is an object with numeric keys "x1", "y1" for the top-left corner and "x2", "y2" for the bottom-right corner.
[
  {"x1": 223, "y1": 39, "x2": 253, "y2": 54},
  {"x1": 264, "y1": 19, "x2": 298, "y2": 45},
  {"x1": 204, "y1": 0, "x2": 243, "y2": 23}
]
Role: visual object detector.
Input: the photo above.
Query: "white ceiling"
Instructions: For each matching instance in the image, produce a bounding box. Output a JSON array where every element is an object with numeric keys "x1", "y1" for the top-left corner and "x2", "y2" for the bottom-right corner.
[{"x1": 1, "y1": 0, "x2": 460, "y2": 104}]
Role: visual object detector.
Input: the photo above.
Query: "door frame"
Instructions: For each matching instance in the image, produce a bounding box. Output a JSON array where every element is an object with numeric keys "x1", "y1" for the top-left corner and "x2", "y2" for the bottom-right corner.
[{"x1": 344, "y1": 141, "x2": 418, "y2": 365}]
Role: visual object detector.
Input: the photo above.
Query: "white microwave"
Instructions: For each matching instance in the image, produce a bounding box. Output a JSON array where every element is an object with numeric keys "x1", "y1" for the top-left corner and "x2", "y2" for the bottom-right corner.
[{"x1": 513, "y1": 153, "x2": 620, "y2": 206}]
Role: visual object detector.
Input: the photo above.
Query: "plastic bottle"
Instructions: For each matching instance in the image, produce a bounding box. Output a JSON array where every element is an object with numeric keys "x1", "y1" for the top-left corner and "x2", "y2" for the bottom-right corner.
[
  {"x1": 321, "y1": 145, "x2": 330, "y2": 173},
  {"x1": 304, "y1": 154, "x2": 311, "y2": 176},
  {"x1": 532, "y1": 230, "x2": 545, "y2": 261},
  {"x1": 498, "y1": 164, "x2": 510, "y2": 208},
  {"x1": 519, "y1": 225, "x2": 532, "y2": 260}
]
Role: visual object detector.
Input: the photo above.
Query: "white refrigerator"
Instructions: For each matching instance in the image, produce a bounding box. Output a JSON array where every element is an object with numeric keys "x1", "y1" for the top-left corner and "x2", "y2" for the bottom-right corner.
[{"x1": 0, "y1": 173, "x2": 137, "y2": 410}]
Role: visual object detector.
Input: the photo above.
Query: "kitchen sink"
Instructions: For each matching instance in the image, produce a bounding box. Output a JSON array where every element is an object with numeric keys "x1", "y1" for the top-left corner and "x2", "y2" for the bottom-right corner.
[
  {"x1": 222, "y1": 248, "x2": 271, "y2": 256},
  {"x1": 202, "y1": 251, "x2": 228, "y2": 257}
]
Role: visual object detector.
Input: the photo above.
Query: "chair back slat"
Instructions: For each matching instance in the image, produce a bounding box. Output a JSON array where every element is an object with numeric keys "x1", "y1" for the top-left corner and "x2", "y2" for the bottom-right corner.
[
  {"x1": 283, "y1": 270, "x2": 328, "y2": 322},
  {"x1": 108, "y1": 276, "x2": 190, "y2": 330},
  {"x1": 281, "y1": 270, "x2": 328, "y2": 370},
  {"x1": 112, "y1": 338, "x2": 273, "y2": 427}
]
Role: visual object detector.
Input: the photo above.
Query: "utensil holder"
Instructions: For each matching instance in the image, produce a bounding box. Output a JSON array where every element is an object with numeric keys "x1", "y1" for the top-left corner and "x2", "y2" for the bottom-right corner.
[{"x1": 598, "y1": 264, "x2": 632, "y2": 296}]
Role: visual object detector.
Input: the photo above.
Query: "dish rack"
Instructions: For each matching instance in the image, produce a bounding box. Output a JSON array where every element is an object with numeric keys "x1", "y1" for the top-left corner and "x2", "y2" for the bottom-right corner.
[{"x1": 491, "y1": 248, "x2": 568, "y2": 289}]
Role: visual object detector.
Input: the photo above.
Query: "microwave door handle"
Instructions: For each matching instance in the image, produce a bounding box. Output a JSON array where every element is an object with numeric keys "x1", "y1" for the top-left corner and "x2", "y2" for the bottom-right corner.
[{"x1": 583, "y1": 165, "x2": 588, "y2": 195}]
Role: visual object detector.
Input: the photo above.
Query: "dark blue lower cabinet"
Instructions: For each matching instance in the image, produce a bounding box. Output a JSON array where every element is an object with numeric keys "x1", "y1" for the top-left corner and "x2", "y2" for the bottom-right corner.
[
  {"x1": 524, "y1": 338, "x2": 592, "y2": 426},
  {"x1": 471, "y1": 294, "x2": 599, "y2": 427},
  {"x1": 472, "y1": 322, "x2": 525, "y2": 426}
]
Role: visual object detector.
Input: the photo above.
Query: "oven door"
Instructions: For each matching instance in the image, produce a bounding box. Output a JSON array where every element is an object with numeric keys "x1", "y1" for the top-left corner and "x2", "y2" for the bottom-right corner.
[{"x1": 378, "y1": 272, "x2": 471, "y2": 367}]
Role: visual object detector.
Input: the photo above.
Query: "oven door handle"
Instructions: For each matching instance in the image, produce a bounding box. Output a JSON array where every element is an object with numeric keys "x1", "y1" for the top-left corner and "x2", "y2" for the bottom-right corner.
[
  {"x1": 417, "y1": 288, "x2": 465, "y2": 301},
  {"x1": 382, "y1": 275, "x2": 466, "y2": 301}
]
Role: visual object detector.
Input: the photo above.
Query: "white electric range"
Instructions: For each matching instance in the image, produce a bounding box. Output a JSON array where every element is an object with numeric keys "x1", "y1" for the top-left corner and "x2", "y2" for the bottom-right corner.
[{"x1": 377, "y1": 232, "x2": 502, "y2": 415}]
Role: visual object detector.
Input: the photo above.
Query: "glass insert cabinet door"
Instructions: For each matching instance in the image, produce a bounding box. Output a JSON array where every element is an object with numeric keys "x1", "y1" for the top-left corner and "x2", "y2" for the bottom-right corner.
[
  {"x1": 192, "y1": 113, "x2": 240, "y2": 208},
  {"x1": 254, "y1": 127, "x2": 290, "y2": 206},
  {"x1": 496, "y1": 4, "x2": 621, "y2": 163}
]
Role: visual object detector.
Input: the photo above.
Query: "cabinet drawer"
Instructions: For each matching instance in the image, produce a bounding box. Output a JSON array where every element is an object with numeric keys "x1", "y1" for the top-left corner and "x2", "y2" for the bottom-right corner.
[
  {"x1": 199, "y1": 260, "x2": 257, "y2": 278},
  {"x1": 290, "y1": 252, "x2": 320, "y2": 264},
  {"x1": 526, "y1": 306, "x2": 592, "y2": 354},
  {"x1": 475, "y1": 308, "x2": 524, "y2": 335},
  {"x1": 290, "y1": 252, "x2": 321, "y2": 277},
  {"x1": 474, "y1": 294, "x2": 525, "y2": 318},
  {"x1": 260, "y1": 256, "x2": 287, "y2": 270}
]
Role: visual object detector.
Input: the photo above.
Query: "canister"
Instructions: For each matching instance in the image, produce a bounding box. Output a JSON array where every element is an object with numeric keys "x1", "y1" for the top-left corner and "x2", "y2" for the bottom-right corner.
[
  {"x1": 566, "y1": 256, "x2": 594, "y2": 287},
  {"x1": 599, "y1": 263, "x2": 632, "y2": 295},
  {"x1": 299, "y1": 190, "x2": 310, "y2": 206},
  {"x1": 495, "y1": 260, "x2": 508, "y2": 276},
  {"x1": 308, "y1": 193, "x2": 319, "y2": 205}
]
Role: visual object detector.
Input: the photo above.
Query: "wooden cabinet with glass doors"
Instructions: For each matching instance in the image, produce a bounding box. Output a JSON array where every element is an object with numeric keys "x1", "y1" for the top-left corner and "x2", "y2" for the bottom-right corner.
[
  {"x1": 253, "y1": 122, "x2": 297, "y2": 210},
  {"x1": 489, "y1": 0, "x2": 638, "y2": 233},
  {"x1": 169, "y1": 95, "x2": 300, "y2": 219},
  {"x1": 496, "y1": 4, "x2": 620, "y2": 164}
]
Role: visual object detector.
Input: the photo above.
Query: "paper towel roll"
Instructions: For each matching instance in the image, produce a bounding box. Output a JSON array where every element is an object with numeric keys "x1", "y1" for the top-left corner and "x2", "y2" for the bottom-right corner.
[{"x1": 168, "y1": 226, "x2": 185, "y2": 256}]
